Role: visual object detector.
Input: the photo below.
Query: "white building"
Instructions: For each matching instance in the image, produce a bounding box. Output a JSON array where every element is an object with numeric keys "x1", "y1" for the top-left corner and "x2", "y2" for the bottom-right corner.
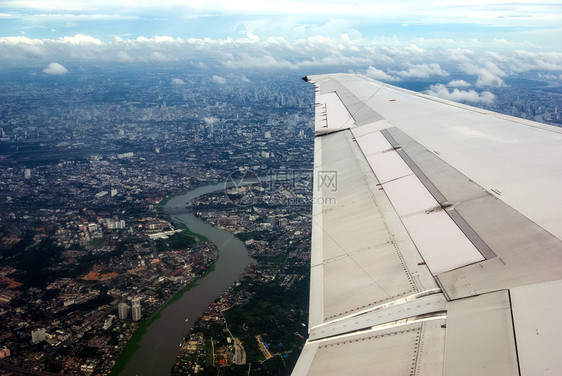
[
  {"x1": 132, "y1": 304, "x2": 142, "y2": 321},
  {"x1": 31, "y1": 328, "x2": 46, "y2": 344},
  {"x1": 103, "y1": 317, "x2": 113, "y2": 330},
  {"x1": 118, "y1": 302, "x2": 129, "y2": 320}
]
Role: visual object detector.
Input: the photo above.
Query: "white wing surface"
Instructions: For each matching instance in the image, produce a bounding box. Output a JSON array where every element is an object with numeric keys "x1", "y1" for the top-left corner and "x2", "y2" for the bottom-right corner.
[{"x1": 293, "y1": 73, "x2": 562, "y2": 375}]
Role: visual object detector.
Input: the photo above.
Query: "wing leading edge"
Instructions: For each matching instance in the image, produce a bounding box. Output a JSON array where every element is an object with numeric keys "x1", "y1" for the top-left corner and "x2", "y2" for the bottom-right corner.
[{"x1": 294, "y1": 74, "x2": 562, "y2": 375}]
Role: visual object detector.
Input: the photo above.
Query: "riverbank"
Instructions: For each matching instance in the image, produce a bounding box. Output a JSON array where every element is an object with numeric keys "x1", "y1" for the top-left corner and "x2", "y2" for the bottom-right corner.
[
  {"x1": 111, "y1": 262, "x2": 216, "y2": 375},
  {"x1": 112, "y1": 194, "x2": 213, "y2": 375},
  {"x1": 115, "y1": 185, "x2": 252, "y2": 376}
]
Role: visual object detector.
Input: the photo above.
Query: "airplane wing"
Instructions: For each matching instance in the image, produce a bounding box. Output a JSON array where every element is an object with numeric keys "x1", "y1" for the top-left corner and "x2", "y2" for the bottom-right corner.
[{"x1": 293, "y1": 73, "x2": 562, "y2": 375}]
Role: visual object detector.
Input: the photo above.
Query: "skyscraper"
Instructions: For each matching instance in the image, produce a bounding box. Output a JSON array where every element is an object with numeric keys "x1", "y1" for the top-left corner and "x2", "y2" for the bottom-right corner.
[
  {"x1": 132, "y1": 304, "x2": 142, "y2": 321},
  {"x1": 31, "y1": 328, "x2": 46, "y2": 344},
  {"x1": 118, "y1": 302, "x2": 129, "y2": 320}
]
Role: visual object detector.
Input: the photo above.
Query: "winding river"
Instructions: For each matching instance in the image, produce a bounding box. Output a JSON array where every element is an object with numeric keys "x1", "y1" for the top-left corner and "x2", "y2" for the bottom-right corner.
[{"x1": 120, "y1": 182, "x2": 252, "y2": 376}]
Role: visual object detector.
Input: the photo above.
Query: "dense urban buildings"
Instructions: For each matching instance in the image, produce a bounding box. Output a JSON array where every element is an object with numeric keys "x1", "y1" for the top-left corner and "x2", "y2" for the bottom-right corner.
[{"x1": 0, "y1": 64, "x2": 315, "y2": 374}]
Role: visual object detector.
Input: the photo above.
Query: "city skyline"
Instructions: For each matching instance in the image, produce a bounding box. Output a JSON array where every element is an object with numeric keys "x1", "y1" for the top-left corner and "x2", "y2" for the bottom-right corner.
[{"x1": 0, "y1": 68, "x2": 315, "y2": 374}]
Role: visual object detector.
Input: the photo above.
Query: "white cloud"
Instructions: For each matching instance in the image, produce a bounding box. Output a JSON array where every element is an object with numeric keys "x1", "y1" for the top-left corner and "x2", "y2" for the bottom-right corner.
[
  {"x1": 298, "y1": 53, "x2": 373, "y2": 68},
  {"x1": 150, "y1": 51, "x2": 176, "y2": 61},
  {"x1": 203, "y1": 117, "x2": 218, "y2": 125},
  {"x1": 445, "y1": 48, "x2": 474, "y2": 64},
  {"x1": 447, "y1": 79, "x2": 471, "y2": 88},
  {"x1": 510, "y1": 50, "x2": 562, "y2": 72},
  {"x1": 222, "y1": 54, "x2": 297, "y2": 69},
  {"x1": 114, "y1": 51, "x2": 132, "y2": 62},
  {"x1": 364, "y1": 62, "x2": 449, "y2": 82},
  {"x1": 2, "y1": 1, "x2": 561, "y2": 52},
  {"x1": 43, "y1": 62, "x2": 68, "y2": 75},
  {"x1": 246, "y1": 31, "x2": 259, "y2": 42},
  {"x1": 538, "y1": 73, "x2": 562, "y2": 80},
  {"x1": 61, "y1": 34, "x2": 102, "y2": 45},
  {"x1": 212, "y1": 75, "x2": 226, "y2": 84},
  {"x1": 308, "y1": 35, "x2": 333, "y2": 44},
  {"x1": 397, "y1": 63, "x2": 449, "y2": 79},
  {"x1": 477, "y1": 72, "x2": 505, "y2": 87},
  {"x1": 171, "y1": 78, "x2": 185, "y2": 85},
  {"x1": 265, "y1": 36, "x2": 288, "y2": 44},
  {"x1": 151, "y1": 35, "x2": 180, "y2": 43},
  {"x1": 364, "y1": 66, "x2": 398, "y2": 81},
  {"x1": 0, "y1": 36, "x2": 44, "y2": 45},
  {"x1": 425, "y1": 83, "x2": 496, "y2": 104},
  {"x1": 461, "y1": 62, "x2": 507, "y2": 87},
  {"x1": 1, "y1": 33, "x2": 562, "y2": 91}
]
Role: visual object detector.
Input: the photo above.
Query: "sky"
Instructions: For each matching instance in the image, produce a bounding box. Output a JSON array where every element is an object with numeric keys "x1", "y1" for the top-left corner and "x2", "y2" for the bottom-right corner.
[{"x1": 1, "y1": 0, "x2": 562, "y2": 102}]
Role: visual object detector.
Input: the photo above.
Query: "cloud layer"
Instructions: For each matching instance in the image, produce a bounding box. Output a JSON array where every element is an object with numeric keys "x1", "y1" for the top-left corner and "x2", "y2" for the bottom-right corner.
[
  {"x1": 0, "y1": 2, "x2": 559, "y2": 116},
  {"x1": 0, "y1": 0, "x2": 560, "y2": 54},
  {"x1": 3, "y1": 34, "x2": 561, "y2": 74},
  {"x1": 1, "y1": 33, "x2": 562, "y2": 105}
]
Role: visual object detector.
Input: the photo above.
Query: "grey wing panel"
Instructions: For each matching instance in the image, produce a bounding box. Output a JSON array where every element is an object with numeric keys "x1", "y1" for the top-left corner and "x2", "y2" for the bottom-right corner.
[
  {"x1": 296, "y1": 73, "x2": 562, "y2": 376},
  {"x1": 321, "y1": 73, "x2": 562, "y2": 242},
  {"x1": 294, "y1": 318, "x2": 446, "y2": 376},
  {"x1": 313, "y1": 76, "x2": 383, "y2": 126},
  {"x1": 301, "y1": 77, "x2": 449, "y2": 375},
  {"x1": 383, "y1": 125, "x2": 562, "y2": 299},
  {"x1": 312, "y1": 73, "x2": 562, "y2": 299},
  {"x1": 444, "y1": 290, "x2": 519, "y2": 376},
  {"x1": 309, "y1": 129, "x2": 440, "y2": 327}
]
